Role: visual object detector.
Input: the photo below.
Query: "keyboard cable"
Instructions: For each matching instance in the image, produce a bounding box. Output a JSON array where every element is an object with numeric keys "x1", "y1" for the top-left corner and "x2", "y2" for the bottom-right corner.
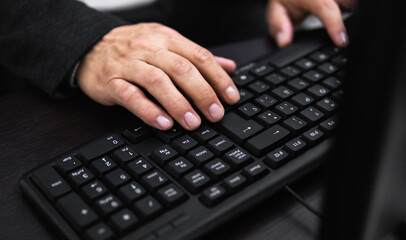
[{"x1": 284, "y1": 185, "x2": 323, "y2": 219}]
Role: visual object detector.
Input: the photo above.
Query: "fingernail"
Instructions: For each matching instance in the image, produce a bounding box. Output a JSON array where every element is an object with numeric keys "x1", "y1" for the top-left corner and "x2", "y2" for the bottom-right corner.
[
  {"x1": 208, "y1": 103, "x2": 224, "y2": 121},
  {"x1": 276, "y1": 31, "x2": 286, "y2": 47},
  {"x1": 339, "y1": 31, "x2": 349, "y2": 47},
  {"x1": 184, "y1": 112, "x2": 201, "y2": 129},
  {"x1": 226, "y1": 86, "x2": 240, "y2": 103},
  {"x1": 156, "y1": 115, "x2": 172, "y2": 130}
]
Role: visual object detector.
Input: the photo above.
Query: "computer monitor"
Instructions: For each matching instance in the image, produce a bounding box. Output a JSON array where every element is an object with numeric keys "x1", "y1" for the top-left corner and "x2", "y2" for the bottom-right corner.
[{"x1": 322, "y1": 0, "x2": 406, "y2": 239}]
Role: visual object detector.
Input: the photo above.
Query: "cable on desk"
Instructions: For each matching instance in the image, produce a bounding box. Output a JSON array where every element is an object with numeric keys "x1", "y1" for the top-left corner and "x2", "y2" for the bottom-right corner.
[{"x1": 284, "y1": 185, "x2": 323, "y2": 219}]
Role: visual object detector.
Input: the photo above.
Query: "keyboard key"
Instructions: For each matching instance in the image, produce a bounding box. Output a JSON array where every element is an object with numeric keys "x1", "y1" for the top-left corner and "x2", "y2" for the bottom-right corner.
[
  {"x1": 237, "y1": 89, "x2": 254, "y2": 105},
  {"x1": 238, "y1": 102, "x2": 261, "y2": 118},
  {"x1": 172, "y1": 135, "x2": 198, "y2": 155},
  {"x1": 81, "y1": 180, "x2": 108, "y2": 202},
  {"x1": 248, "y1": 81, "x2": 270, "y2": 94},
  {"x1": 310, "y1": 51, "x2": 329, "y2": 62},
  {"x1": 322, "y1": 46, "x2": 340, "y2": 56},
  {"x1": 249, "y1": 64, "x2": 274, "y2": 78},
  {"x1": 332, "y1": 55, "x2": 348, "y2": 66},
  {"x1": 95, "y1": 194, "x2": 122, "y2": 217},
  {"x1": 303, "y1": 70, "x2": 324, "y2": 83},
  {"x1": 79, "y1": 135, "x2": 124, "y2": 162},
  {"x1": 264, "y1": 148, "x2": 289, "y2": 168},
  {"x1": 223, "y1": 173, "x2": 247, "y2": 192},
  {"x1": 255, "y1": 94, "x2": 278, "y2": 108},
  {"x1": 90, "y1": 156, "x2": 117, "y2": 177},
  {"x1": 283, "y1": 116, "x2": 308, "y2": 134},
  {"x1": 245, "y1": 124, "x2": 290, "y2": 156},
  {"x1": 112, "y1": 146, "x2": 139, "y2": 165},
  {"x1": 141, "y1": 170, "x2": 168, "y2": 192},
  {"x1": 303, "y1": 128, "x2": 324, "y2": 144},
  {"x1": 156, "y1": 183, "x2": 186, "y2": 207},
  {"x1": 322, "y1": 76, "x2": 342, "y2": 90},
  {"x1": 156, "y1": 125, "x2": 184, "y2": 143},
  {"x1": 123, "y1": 124, "x2": 152, "y2": 143},
  {"x1": 181, "y1": 170, "x2": 210, "y2": 194},
  {"x1": 109, "y1": 209, "x2": 139, "y2": 233},
  {"x1": 332, "y1": 89, "x2": 344, "y2": 102},
  {"x1": 68, "y1": 167, "x2": 94, "y2": 189},
  {"x1": 232, "y1": 73, "x2": 255, "y2": 87},
  {"x1": 200, "y1": 185, "x2": 227, "y2": 207},
  {"x1": 127, "y1": 158, "x2": 153, "y2": 179},
  {"x1": 104, "y1": 168, "x2": 131, "y2": 190},
  {"x1": 307, "y1": 84, "x2": 330, "y2": 99},
  {"x1": 191, "y1": 125, "x2": 217, "y2": 143},
  {"x1": 317, "y1": 98, "x2": 338, "y2": 112},
  {"x1": 272, "y1": 86, "x2": 294, "y2": 100},
  {"x1": 291, "y1": 93, "x2": 314, "y2": 108},
  {"x1": 118, "y1": 181, "x2": 146, "y2": 204},
  {"x1": 284, "y1": 138, "x2": 307, "y2": 155},
  {"x1": 257, "y1": 110, "x2": 281, "y2": 126},
  {"x1": 166, "y1": 157, "x2": 194, "y2": 179},
  {"x1": 219, "y1": 112, "x2": 263, "y2": 144},
  {"x1": 274, "y1": 101, "x2": 299, "y2": 117},
  {"x1": 281, "y1": 65, "x2": 301, "y2": 78},
  {"x1": 187, "y1": 146, "x2": 214, "y2": 167},
  {"x1": 84, "y1": 223, "x2": 114, "y2": 240},
  {"x1": 55, "y1": 156, "x2": 81, "y2": 176},
  {"x1": 31, "y1": 166, "x2": 71, "y2": 201},
  {"x1": 242, "y1": 162, "x2": 269, "y2": 181},
  {"x1": 320, "y1": 117, "x2": 338, "y2": 133},
  {"x1": 264, "y1": 73, "x2": 286, "y2": 86},
  {"x1": 300, "y1": 106, "x2": 324, "y2": 123},
  {"x1": 150, "y1": 145, "x2": 178, "y2": 166},
  {"x1": 207, "y1": 136, "x2": 234, "y2": 155},
  {"x1": 295, "y1": 58, "x2": 315, "y2": 70},
  {"x1": 203, "y1": 159, "x2": 231, "y2": 180},
  {"x1": 134, "y1": 196, "x2": 162, "y2": 219},
  {"x1": 56, "y1": 192, "x2": 98, "y2": 231},
  {"x1": 223, "y1": 148, "x2": 252, "y2": 169},
  {"x1": 318, "y1": 62, "x2": 338, "y2": 75},
  {"x1": 288, "y1": 78, "x2": 309, "y2": 91}
]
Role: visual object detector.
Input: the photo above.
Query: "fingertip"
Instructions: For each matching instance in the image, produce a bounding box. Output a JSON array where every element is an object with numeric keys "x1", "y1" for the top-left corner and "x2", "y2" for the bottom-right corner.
[
  {"x1": 276, "y1": 30, "x2": 292, "y2": 48},
  {"x1": 337, "y1": 30, "x2": 349, "y2": 47},
  {"x1": 215, "y1": 56, "x2": 237, "y2": 74},
  {"x1": 225, "y1": 85, "x2": 240, "y2": 104},
  {"x1": 156, "y1": 114, "x2": 173, "y2": 130}
]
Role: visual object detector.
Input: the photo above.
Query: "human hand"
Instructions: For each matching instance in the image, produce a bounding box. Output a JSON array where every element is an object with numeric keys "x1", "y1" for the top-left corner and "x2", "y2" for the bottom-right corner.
[
  {"x1": 76, "y1": 23, "x2": 240, "y2": 131},
  {"x1": 266, "y1": 0, "x2": 356, "y2": 47}
]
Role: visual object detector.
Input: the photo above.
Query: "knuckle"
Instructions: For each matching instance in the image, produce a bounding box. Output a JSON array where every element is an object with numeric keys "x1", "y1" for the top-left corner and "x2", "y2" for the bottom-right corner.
[
  {"x1": 194, "y1": 47, "x2": 213, "y2": 64},
  {"x1": 196, "y1": 85, "x2": 215, "y2": 102},
  {"x1": 116, "y1": 84, "x2": 142, "y2": 105},
  {"x1": 318, "y1": 0, "x2": 338, "y2": 11},
  {"x1": 168, "y1": 96, "x2": 186, "y2": 113},
  {"x1": 171, "y1": 58, "x2": 194, "y2": 75},
  {"x1": 145, "y1": 68, "x2": 167, "y2": 87}
]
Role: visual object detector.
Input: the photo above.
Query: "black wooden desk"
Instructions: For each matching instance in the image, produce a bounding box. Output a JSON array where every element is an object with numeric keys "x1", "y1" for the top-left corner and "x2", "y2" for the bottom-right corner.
[{"x1": 0, "y1": 37, "x2": 326, "y2": 239}]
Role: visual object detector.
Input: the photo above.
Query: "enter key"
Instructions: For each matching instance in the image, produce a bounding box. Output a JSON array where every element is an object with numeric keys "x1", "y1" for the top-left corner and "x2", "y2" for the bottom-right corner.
[{"x1": 218, "y1": 112, "x2": 263, "y2": 144}]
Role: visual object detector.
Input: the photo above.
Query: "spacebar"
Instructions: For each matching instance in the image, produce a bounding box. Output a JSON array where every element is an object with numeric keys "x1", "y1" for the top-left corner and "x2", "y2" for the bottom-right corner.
[
  {"x1": 266, "y1": 39, "x2": 323, "y2": 68},
  {"x1": 244, "y1": 124, "x2": 290, "y2": 157}
]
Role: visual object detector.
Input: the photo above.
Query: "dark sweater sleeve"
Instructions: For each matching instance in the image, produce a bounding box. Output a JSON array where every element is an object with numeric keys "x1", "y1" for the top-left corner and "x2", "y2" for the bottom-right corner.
[{"x1": 0, "y1": 0, "x2": 128, "y2": 97}]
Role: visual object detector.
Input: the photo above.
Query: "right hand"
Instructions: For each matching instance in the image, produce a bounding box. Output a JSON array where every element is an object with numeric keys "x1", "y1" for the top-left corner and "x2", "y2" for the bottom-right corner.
[{"x1": 76, "y1": 23, "x2": 240, "y2": 131}]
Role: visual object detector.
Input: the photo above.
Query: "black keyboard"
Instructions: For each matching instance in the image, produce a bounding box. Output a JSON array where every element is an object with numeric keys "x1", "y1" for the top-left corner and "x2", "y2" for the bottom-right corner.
[{"x1": 20, "y1": 36, "x2": 347, "y2": 240}]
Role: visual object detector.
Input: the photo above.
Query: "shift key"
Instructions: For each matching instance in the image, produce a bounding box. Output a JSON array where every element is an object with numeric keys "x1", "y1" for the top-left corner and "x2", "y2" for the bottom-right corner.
[{"x1": 244, "y1": 125, "x2": 290, "y2": 156}]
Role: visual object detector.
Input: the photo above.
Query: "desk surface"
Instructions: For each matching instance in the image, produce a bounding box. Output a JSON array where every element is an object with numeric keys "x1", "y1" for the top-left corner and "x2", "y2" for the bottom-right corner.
[{"x1": 0, "y1": 37, "x2": 325, "y2": 240}]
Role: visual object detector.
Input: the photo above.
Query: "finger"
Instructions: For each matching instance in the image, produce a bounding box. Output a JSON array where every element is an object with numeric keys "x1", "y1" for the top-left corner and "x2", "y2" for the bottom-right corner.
[
  {"x1": 122, "y1": 60, "x2": 202, "y2": 130},
  {"x1": 267, "y1": 0, "x2": 294, "y2": 47},
  {"x1": 214, "y1": 56, "x2": 236, "y2": 74},
  {"x1": 107, "y1": 78, "x2": 174, "y2": 130},
  {"x1": 306, "y1": 0, "x2": 349, "y2": 47},
  {"x1": 165, "y1": 34, "x2": 240, "y2": 105},
  {"x1": 144, "y1": 49, "x2": 226, "y2": 123}
]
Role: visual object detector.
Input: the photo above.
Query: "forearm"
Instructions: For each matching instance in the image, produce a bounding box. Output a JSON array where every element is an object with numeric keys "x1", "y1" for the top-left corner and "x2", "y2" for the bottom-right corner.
[{"x1": 0, "y1": 0, "x2": 128, "y2": 97}]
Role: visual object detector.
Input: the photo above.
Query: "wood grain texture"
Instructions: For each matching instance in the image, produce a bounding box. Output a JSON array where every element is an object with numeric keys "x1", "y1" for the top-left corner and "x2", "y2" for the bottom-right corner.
[{"x1": 0, "y1": 38, "x2": 325, "y2": 240}]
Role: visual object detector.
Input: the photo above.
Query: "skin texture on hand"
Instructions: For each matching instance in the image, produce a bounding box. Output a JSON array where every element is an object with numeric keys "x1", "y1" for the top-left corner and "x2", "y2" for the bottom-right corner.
[
  {"x1": 77, "y1": 23, "x2": 240, "y2": 131},
  {"x1": 266, "y1": 0, "x2": 356, "y2": 48}
]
